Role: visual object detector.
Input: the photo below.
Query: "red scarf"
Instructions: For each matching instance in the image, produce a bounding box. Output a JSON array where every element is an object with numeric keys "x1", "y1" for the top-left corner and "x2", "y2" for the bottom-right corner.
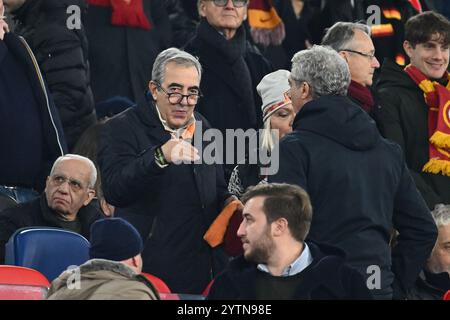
[
  {"x1": 347, "y1": 80, "x2": 375, "y2": 113},
  {"x1": 88, "y1": 0, "x2": 151, "y2": 30},
  {"x1": 404, "y1": 64, "x2": 450, "y2": 176}
]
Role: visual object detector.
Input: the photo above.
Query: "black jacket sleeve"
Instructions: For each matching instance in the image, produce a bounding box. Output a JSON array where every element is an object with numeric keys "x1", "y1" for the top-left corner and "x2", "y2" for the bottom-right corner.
[
  {"x1": 375, "y1": 90, "x2": 442, "y2": 208},
  {"x1": 391, "y1": 157, "x2": 438, "y2": 297},
  {"x1": 267, "y1": 136, "x2": 309, "y2": 189},
  {"x1": 98, "y1": 118, "x2": 165, "y2": 207}
]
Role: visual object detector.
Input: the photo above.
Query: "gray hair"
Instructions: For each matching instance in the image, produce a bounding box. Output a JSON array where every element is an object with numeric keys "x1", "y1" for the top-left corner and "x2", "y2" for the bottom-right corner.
[
  {"x1": 50, "y1": 154, "x2": 97, "y2": 189},
  {"x1": 151, "y1": 48, "x2": 202, "y2": 85},
  {"x1": 291, "y1": 45, "x2": 351, "y2": 98},
  {"x1": 431, "y1": 204, "x2": 450, "y2": 227},
  {"x1": 321, "y1": 22, "x2": 371, "y2": 52}
]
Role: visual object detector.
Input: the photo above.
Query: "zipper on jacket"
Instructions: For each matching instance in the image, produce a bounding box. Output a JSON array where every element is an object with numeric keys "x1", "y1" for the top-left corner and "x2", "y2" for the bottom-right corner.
[{"x1": 18, "y1": 36, "x2": 65, "y2": 156}]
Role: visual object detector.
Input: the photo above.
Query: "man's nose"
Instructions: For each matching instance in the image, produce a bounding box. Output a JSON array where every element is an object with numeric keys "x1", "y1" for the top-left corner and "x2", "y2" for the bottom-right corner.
[
  {"x1": 57, "y1": 180, "x2": 70, "y2": 193},
  {"x1": 236, "y1": 220, "x2": 246, "y2": 237},
  {"x1": 372, "y1": 56, "x2": 380, "y2": 68},
  {"x1": 225, "y1": 0, "x2": 235, "y2": 9}
]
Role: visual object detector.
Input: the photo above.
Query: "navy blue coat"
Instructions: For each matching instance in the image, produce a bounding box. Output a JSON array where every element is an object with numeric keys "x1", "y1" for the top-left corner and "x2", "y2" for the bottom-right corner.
[
  {"x1": 98, "y1": 96, "x2": 230, "y2": 294},
  {"x1": 207, "y1": 242, "x2": 373, "y2": 300},
  {"x1": 269, "y1": 95, "x2": 437, "y2": 298},
  {"x1": 0, "y1": 32, "x2": 66, "y2": 190}
]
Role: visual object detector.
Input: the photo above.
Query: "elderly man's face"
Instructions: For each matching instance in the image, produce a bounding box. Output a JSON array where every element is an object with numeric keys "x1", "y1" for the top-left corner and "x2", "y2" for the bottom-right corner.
[
  {"x1": 427, "y1": 224, "x2": 450, "y2": 276},
  {"x1": 150, "y1": 62, "x2": 200, "y2": 129},
  {"x1": 3, "y1": 0, "x2": 26, "y2": 13},
  {"x1": 45, "y1": 159, "x2": 95, "y2": 221},
  {"x1": 199, "y1": 0, "x2": 247, "y2": 39},
  {"x1": 339, "y1": 29, "x2": 380, "y2": 87}
]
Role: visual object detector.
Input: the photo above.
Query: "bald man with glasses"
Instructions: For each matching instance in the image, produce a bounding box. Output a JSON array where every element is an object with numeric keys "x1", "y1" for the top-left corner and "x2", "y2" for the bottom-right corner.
[{"x1": 0, "y1": 154, "x2": 102, "y2": 264}]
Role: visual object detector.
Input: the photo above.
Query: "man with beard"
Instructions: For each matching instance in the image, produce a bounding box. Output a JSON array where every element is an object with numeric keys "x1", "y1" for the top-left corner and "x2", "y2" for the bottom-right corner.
[{"x1": 207, "y1": 183, "x2": 372, "y2": 300}]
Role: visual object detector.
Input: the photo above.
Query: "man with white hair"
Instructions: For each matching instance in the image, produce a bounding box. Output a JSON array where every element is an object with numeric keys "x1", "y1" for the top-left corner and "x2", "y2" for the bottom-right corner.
[
  {"x1": 269, "y1": 45, "x2": 437, "y2": 299},
  {"x1": 408, "y1": 204, "x2": 450, "y2": 299},
  {"x1": 0, "y1": 154, "x2": 101, "y2": 264}
]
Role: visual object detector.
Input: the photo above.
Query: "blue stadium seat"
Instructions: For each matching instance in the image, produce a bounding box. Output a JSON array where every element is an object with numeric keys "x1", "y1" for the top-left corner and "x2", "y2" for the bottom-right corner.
[{"x1": 4, "y1": 227, "x2": 90, "y2": 281}]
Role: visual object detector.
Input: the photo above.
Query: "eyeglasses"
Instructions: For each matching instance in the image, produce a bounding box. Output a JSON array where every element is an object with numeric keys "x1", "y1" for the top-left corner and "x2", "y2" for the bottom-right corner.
[
  {"x1": 50, "y1": 175, "x2": 88, "y2": 192},
  {"x1": 206, "y1": 0, "x2": 249, "y2": 8},
  {"x1": 340, "y1": 49, "x2": 376, "y2": 60},
  {"x1": 156, "y1": 83, "x2": 201, "y2": 106}
]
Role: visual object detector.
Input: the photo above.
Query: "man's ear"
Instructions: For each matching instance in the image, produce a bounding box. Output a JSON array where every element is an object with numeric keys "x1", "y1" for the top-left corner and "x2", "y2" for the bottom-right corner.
[
  {"x1": 403, "y1": 40, "x2": 414, "y2": 58},
  {"x1": 149, "y1": 81, "x2": 158, "y2": 100},
  {"x1": 300, "y1": 82, "x2": 311, "y2": 100},
  {"x1": 198, "y1": 0, "x2": 207, "y2": 18},
  {"x1": 83, "y1": 189, "x2": 95, "y2": 206},
  {"x1": 272, "y1": 218, "x2": 288, "y2": 237},
  {"x1": 338, "y1": 51, "x2": 348, "y2": 63}
]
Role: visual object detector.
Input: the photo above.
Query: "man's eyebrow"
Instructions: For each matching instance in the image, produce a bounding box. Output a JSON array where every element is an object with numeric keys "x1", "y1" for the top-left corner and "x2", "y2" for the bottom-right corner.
[
  {"x1": 167, "y1": 83, "x2": 200, "y2": 91},
  {"x1": 167, "y1": 83, "x2": 183, "y2": 88}
]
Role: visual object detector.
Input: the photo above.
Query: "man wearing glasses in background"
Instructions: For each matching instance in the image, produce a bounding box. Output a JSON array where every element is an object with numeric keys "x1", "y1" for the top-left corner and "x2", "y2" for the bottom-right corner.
[
  {"x1": 184, "y1": 0, "x2": 272, "y2": 182},
  {"x1": 98, "y1": 48, "x2": 236, "y2": 295},
  {"x1": 0, "y1": 154, "x2": 101, "y2": 264},
  {"x1": 322, "y1": 22, "x2": 381, "y2": 117}
]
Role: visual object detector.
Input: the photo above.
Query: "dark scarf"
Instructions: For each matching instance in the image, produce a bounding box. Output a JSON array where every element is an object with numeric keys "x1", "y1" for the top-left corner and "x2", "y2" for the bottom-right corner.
[
  {"x1": 87, "y1": 0, "x2": 151, "y2": 30},
  {"x1": 197, "y1": 18, "x2": 257, "y2": 127},
  {"x1": 347, "y1": 80, "x2": 375, "y2": 114},
  {"x1": 424, "y1": 269, "x2": 450, "y2": 293}
]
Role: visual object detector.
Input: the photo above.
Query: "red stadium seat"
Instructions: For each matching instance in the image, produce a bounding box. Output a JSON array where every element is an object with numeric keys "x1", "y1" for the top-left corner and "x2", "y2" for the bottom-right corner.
[
  {"x1": 0, "y1": 265, "x2": 50, "y2": 300},
  {"x1": 141, "y1": 272, "x2": 172, "y2": 294}
]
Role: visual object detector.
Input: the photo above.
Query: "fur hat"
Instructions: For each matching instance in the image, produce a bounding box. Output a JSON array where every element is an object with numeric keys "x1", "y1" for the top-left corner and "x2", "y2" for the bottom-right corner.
[{"x1": 89, "y1": 218, "x2": 143, "y2": 261}]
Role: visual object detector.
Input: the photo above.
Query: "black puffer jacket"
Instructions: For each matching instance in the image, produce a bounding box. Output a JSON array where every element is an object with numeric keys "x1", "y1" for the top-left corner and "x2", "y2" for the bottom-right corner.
[
  {"x1": 12, "y1": 0, "x2": 96, "y2": 150},
  {"x1": 375, "y1": 59, "x2": 450, "y2": 209}
]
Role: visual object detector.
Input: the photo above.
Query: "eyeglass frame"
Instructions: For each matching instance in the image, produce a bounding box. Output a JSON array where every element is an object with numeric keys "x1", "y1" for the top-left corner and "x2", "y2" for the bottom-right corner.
[
  {"x1": 49, "y1": 174, "x2": 91, "y2": 192},
  {"x1": 205, "y1": 0, "x2": 249, "y2": 8},
  {"x1": 340, "y1": 49, "x2": 377, "y2": 60},
  {"x1": 154, "y1": 82, "x2": 202, "y2": 106}
]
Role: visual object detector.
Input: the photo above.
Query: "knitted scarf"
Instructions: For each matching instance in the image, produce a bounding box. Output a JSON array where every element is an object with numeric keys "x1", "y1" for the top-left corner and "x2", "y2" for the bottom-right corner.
[
  {"x1": 247, "y1": 0, "x2": 285, "y2": 47},
  {"x1": 347, "y1": 80, "x2": 375, "y2": 114},
  {"x1": 87, "y1": 0, "x2": 151, "y2": 30},
  {"x1": 404, "y1": 64, "x2": 450, "y2": 176}
]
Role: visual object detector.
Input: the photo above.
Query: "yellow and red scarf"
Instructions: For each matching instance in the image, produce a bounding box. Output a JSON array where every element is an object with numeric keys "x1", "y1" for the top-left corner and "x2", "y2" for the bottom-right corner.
[
  {"x1": 404, "y1": 64, "x2": 450, "y2": 176},
  {"x1": 88, "y1": 0, "x2": 151, "y2": 30}
]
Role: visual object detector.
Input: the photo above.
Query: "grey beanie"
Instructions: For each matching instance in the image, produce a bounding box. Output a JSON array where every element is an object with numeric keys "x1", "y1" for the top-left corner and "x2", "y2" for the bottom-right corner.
[{"x1": 257, "y1": 69, "x2": 292, "y2": 122}]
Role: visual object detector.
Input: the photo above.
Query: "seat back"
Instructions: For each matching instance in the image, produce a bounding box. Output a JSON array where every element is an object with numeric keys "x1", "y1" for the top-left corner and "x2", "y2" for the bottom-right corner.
[
  {"x1": 0, "y1": 265, "x2": 50, "y2": 300},
  {"x1": 0, "y1": 192, "x2": 17, "y2": 212},
  {"x1": 443, "y1": 290, "x2": 450, "y2": 300},
  {"x1": 5, "y1": 227, "x2": 90, "y2": 281}
]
